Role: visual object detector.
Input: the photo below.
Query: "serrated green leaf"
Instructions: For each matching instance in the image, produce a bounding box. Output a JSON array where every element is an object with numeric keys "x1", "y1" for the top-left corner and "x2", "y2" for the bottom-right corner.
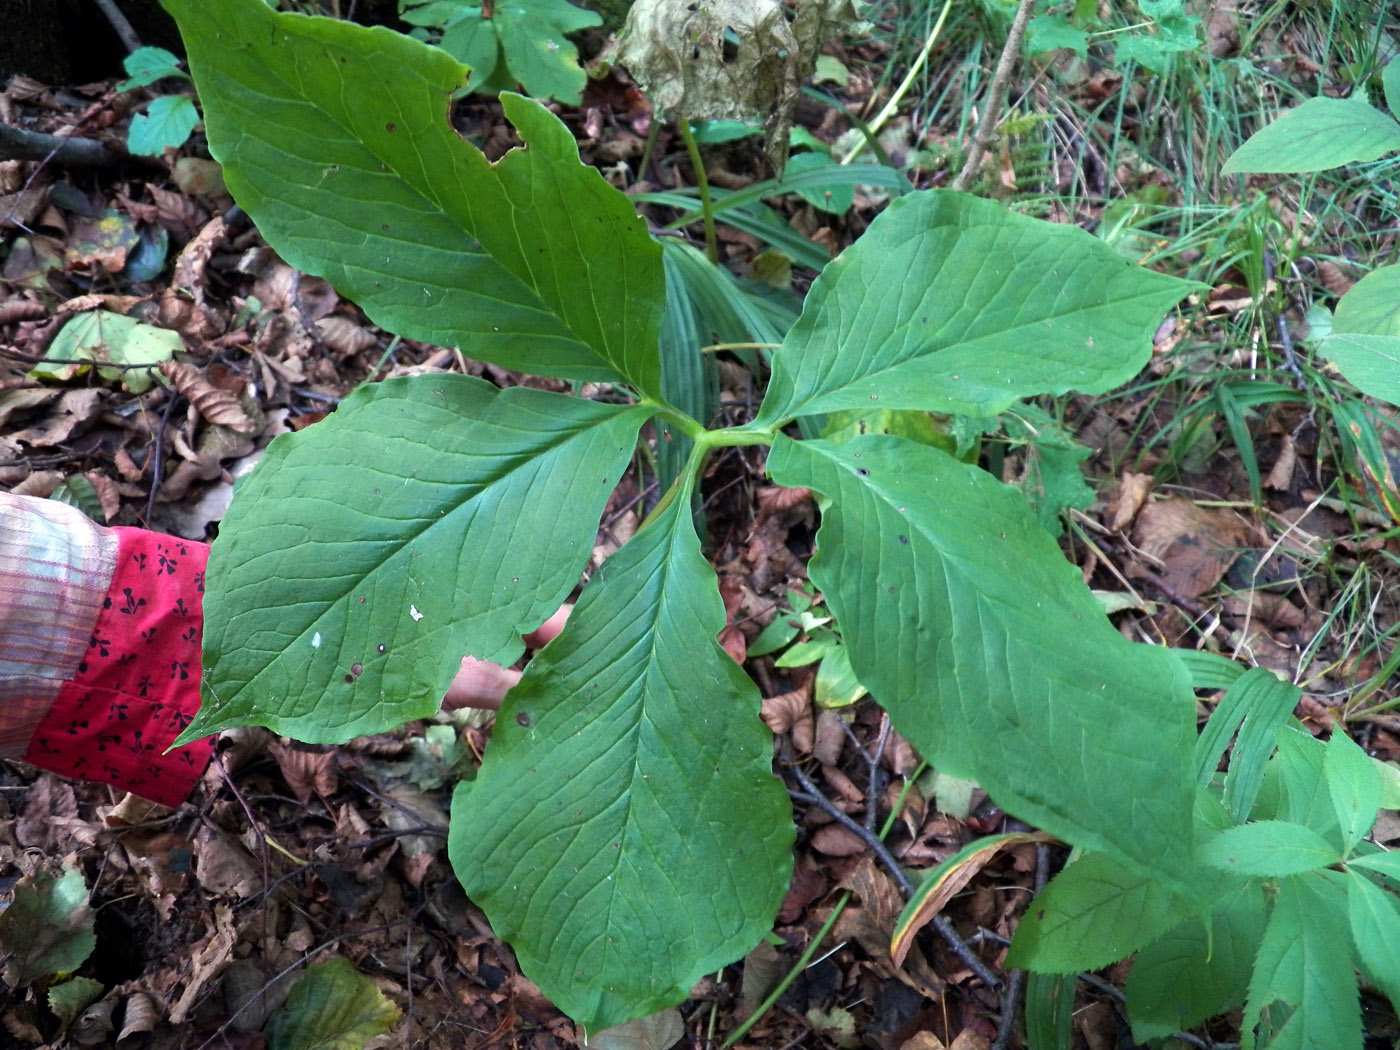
[
  {"x1": 1353, "y1": 850, "x2": 1400, "y2": 879},
  {"x1": 450, "y1": 482, "x2": 793, "y2": 1034},
  {"x1": 1223, "y1": 97, "x2": 1400, "y2": 175},
  {"x1": 1243, "y1": 874, "x2": 1361, "y2": 1050},
  {"x1": 1006, "y1": 851, "x2": 1210, "y2": 972},
  {"x1": 439, "y1": 13, "x2": 503, "y2": 86},
  {"x1": 128, "y1": 94, "x2": 199, "y2": 155},
  {"x1": 179, "y1": 376, "x2": 647, "y2": 745},
  {"x1": 1125, "y1": 882, "x2": 1266, "y2": 1042},
  {"x1": 264, "y1": 958, "x2": 399, "y2": 1050},
  {"x1": 1202, "y1": 820, "x2": 1342, "y2": 877},
  {"x1": 767, "y1": 434, "x2": 1198, "y2": 880},
  {"x1": 496, "y1": 1, "x2": 602, "y2": 102},
  {"x1": 1325, "y1": 730, "x2": 1380, "y2": 853},
  {"x1": 0, "y1": 867, "x2": 95, "y2": 987},
  {"x1": 48, "y1": 976, "x2": 106, "y2": 1026},
  {"x1": 163, "y1": 0, "x2": 664, "y2": 393},
  {"x1": 755, "y1": 191, "x2": 1197, "y2": 425},
  {"x1": 1027, "y1": 14, "x2": 1088, "y2": 57},
  {"x1": 1270, "y1": 725, "x2": 1343, "y2": 845},
  {"x1": 1346, "y1": 871, "x2": 1400, "y2": 1013},
  {"x1": 118, "y1": 45, "x2": 185, "y2": 89}
]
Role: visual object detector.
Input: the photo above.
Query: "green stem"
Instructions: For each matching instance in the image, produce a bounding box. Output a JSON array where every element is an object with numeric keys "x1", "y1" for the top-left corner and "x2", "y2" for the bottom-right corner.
[
  {"x1": 723, "y1": 764, "x2": 927, "y2": 1046},
  {"x1": 677, "y1": 115, "x2": 719, "y2": 264},
  {"x1": 837, "y1": 0, "x2": 954, "y2": 165},
  {"x1": 721, "y1": 891, "x2": 851, "y2": 1048}
]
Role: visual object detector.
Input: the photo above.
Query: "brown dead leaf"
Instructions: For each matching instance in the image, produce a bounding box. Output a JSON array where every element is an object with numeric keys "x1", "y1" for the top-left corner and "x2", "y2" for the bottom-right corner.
[
  {"x1": 268, "y1": 740, "x2": 338, "y2": 804},
  {"x1": 1131, "y1": 497, "x2": 1251, "y2": 599},
  {"x1": 10, "y1": 387, "x2": 102, "y2": 446},
  {"x1": 812, "y1": 707, "x2": 845, "y2": 767},
  {"x1": 15, "y1": 774, "x2": 78, "y2": 850},
  {"x1": 0, "y1": 299, "x2": 46, "y2": 324},
  {"x1": 316, "y1": 314, "x2": 378, "y2": 357},
  {"x1": 1107, "y1": 471, "x2": 1153, "y2": 532},
  {"x1": 192, "y1": 825, "x2": 261, "y2": 898},
  {"x1": 159, "y1": 360, "x2": 257, "y2": 433},
  {"x1": 812, "y1": 823, "x2": 869, "y2": 857},
  {"x1": 168, "y1": 903, "x2": 239, "y2": 1023},
  {"x1": 116, "y1": 991, "x2": 159, "y2": 1041},
  {"x1": 756, "y1": 484, "x2": 811, "y2": 518},
  {"x1": 1264, "y1": 434, "x2": 1298, "y2": 491},
  {"x1": 160, "y1": 423, "x2": 256, "y2": 501},
  {"x1": 66, "y1": 209, "x2": 138, "y2": 271}
]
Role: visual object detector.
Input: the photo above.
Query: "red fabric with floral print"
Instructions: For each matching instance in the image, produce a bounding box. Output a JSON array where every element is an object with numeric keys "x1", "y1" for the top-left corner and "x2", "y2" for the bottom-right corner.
[{"x1": 23, "y1": 528, "x2": 215, "y2": 805}]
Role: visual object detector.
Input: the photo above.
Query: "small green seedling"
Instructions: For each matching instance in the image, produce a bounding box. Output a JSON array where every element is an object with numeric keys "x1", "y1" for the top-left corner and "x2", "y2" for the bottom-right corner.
[
  {"x1": 748, "y1": 586, "x2": 867, "y2": 709},
  {"x1": 398, "y1": 0, "x2": 601, "y2": 102},
  {"x1": 117, "y1": 46, "x2": 199, "y2": 156}
]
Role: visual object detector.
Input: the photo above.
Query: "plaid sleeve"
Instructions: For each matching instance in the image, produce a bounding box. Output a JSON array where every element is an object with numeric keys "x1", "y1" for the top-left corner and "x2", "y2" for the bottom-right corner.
[{"x1": 1, "y1": 494, "x2": 215, "y2": 805}]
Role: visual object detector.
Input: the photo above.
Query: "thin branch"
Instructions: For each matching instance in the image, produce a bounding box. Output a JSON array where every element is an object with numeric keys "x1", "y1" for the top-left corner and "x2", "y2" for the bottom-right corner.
[
  {"x1": 783, "y1": 748, "x2": 1002, "y2": 990},
  {"x1": 0, "y1": 122, "x2": 113, "y2": 167},
  {"x1": 92, "y1": 0, "x2": 143, "y2": 53},
  {"x1": 951, "y1": 0, "x2": 1038, "y2": 192}
]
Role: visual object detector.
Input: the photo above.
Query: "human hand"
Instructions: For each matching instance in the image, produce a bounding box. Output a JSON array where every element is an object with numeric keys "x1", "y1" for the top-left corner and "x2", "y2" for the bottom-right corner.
[{"x1": 442, "y1": 605, "x2": 570, "y2": 711}]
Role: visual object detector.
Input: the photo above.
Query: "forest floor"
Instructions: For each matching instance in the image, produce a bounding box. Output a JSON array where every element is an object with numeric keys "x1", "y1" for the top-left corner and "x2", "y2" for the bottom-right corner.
[{"x1": 3, "y1": 4, "x2": 1400, "y2": 1050}]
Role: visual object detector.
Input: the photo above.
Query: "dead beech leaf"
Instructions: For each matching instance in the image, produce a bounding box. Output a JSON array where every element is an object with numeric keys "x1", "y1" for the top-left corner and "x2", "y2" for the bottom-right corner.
[
  {"x1": 158, "y1": 360, "x2": 257, "y2": 433},
  {"x1": 811, "y1": 823, "x2": 868, "y2": 857},
  {"x1": 0, "y1": 299, "x2": 46, "y2": 324},
  {"x1": 10, "y1": 387, "x2": 103, "y2": 446},
  {"x1": 267, "y1": 740, "x2": 337, "y2": 804},
  {"x1": 168, "y1": 903, "x2": 239, "y2": 1024},
  {"x1": 192, "y1": 825, "x2": 260, "y2": 898},
  {"x1": 756, "y1": 484, "x2": 811, "y2": 518},
  {"x1": 1107, "y1": 471, "x2": 1153, "y2": 532},
  {"x1": 761, "y1": 687, "x2": 810, "y2": 735},
  {"x1": 1131, "y1": 497, "x2": 1251, "y2": 599},
  {"x1": 116, "y1": 991, "x2": 159, "y2": 1041},
  {"x1": 812, "y1": 707, "x2": 844, "y2": 767},
  {"x1": 316, "y1": 314, "x2": 377, "y2": 357},
  {"x1": 1264, "y1": 434, "x2": 1297, "y2": 491}
]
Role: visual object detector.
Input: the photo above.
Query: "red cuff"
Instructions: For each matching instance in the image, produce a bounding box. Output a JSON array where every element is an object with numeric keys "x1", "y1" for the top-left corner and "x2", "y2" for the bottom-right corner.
[{"x1": 24, "y1": 528, "x2": 216, "y2": 806}]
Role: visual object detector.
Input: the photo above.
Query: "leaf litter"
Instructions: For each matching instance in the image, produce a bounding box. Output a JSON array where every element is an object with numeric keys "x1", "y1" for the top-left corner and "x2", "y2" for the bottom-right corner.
[{"x1": 4, "y1": 10, "x2": 1400, "y2": 1050}]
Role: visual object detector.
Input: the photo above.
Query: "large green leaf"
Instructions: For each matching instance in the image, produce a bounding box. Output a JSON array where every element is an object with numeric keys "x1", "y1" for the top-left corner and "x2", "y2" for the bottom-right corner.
[
  {"x1": 180, "y1": 376, "x2": 648, "y2": 745},
  {"x1": 1125, "y1": 882, "x2": 1267, "y2": 1042},
  {"x1": 755, "y1": 191, "x2": 1196, "y2": 424},
  {"x1": 163, "y1": 0, "x2": 664, "y2": 393},
  {"x1": 1242, "y1": 873, "x2": 1361, "y2": 1050},
  {"x1": 1222, "y1": 96, "x2": 1400, "y2": 175},
  {"x1": 766, "y1": 434, "x2": 1197, "y2": 879},
  {"x1": 1005, "y1": 851, "x2": 1216, "y2": 973},
  {"x1": 449, "y1": 481, "x2": 793, "y2": 1034}
]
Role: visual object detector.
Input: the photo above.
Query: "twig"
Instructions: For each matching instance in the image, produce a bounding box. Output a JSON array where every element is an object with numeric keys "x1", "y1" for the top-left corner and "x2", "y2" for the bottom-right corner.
[
  {"x1": 1262, "y1": 249, "x2": 1306, "y2": 389},
  {"x1": 782, "y1": 747, "x2": 1002, "y2": 990},
  {"x1": 91, "y1": 0, "x2": 143, "y2": 52},
  {"x1": 951, "y1": 0, "x2": 1038, "y2": 192},
  {"x1": 143, "y1": 387, "x2": 179, "y2": 524},
  {"x1": 0, "y1": 122, "x2": 112, "y2": 167}
]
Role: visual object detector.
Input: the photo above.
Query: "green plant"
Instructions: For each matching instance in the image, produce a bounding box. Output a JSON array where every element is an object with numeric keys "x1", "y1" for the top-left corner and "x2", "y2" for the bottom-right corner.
[
  {"x1": 155, "y1": 0, "x2": 1400, "y2": 1039},
  {"x1": 116, "y1": 46, "x2": 200, "y2": 156},
  {"x1": 398, "y1": 0, "x2": 602, "y2": 102},
  {"x1": 748, "y1": 585, "x2": 868, "y2": 709}
]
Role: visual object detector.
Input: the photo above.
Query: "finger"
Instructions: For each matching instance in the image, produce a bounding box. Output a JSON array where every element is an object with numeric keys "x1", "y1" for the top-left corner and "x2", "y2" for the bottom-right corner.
[
  {"x1": 442, "y1": 655, "x2": 521, "y2": 711},
  {"x1": 522, "y1": 603, "x2": 571, "y2": 650}
]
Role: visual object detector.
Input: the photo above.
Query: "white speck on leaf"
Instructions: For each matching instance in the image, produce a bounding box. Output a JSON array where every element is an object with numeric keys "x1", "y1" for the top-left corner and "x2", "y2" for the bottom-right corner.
[
  {"x1": 410, "y1": 605, "x2": 424, "y2": 622},
  {"x1": 311, "y1": 632, "x2": 322, "y2": 648}
]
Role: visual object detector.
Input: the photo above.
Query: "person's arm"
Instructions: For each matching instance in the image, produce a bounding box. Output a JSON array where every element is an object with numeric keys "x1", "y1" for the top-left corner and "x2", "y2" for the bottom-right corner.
[{"x1": 1, "y1": 493, "x2": 215, "y2": 805}]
